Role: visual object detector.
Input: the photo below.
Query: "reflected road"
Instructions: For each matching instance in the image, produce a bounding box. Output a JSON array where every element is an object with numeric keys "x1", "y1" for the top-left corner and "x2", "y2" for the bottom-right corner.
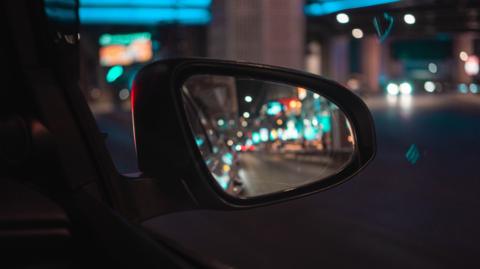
[{"x1": 239, "y1": 153, "x2": 337, "y2": 196}]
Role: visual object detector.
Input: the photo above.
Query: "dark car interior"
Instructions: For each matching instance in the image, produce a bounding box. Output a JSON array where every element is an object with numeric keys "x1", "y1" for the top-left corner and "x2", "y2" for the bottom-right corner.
[{"x1": 0, "y1": 1, "x2": 201, "y2": 268}]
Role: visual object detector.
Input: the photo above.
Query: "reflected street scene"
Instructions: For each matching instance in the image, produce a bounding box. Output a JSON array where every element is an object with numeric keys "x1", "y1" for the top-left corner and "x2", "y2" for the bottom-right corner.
[{"x1": 182, "y1": 75, "x2": 355, "y2": 197}]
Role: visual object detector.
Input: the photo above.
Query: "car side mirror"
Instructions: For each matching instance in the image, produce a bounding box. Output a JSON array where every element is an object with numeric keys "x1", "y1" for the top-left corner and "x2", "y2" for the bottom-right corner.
[{"x1": 132, "y1": 58, "x2": 375, "y2": 210}]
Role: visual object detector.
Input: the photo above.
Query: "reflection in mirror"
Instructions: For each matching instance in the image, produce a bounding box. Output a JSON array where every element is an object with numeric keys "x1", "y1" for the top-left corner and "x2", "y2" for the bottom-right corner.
[{"x1": 182, "y1": 75, "x2": 355, "y2": 198}]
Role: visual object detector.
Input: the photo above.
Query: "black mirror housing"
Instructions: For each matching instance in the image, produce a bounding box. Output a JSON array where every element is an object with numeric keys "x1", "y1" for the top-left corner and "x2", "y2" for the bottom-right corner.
[{"x1": 132, "y1": 58, "x2": 376, "y2": 210}]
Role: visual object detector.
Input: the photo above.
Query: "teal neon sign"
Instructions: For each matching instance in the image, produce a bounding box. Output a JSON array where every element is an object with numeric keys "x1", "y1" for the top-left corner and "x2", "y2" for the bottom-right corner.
[
  {"x1": 305, "y1": 0, "x2": 399, "y2": 16},
  {"x1": 77, "y1": 0, "x2": 212, "y2": 25},
  {"x1": 106, "y1": 65, "x2": 124, "y2": 83},
  {"x1": 99, "y1": 32, "x2": 151, "y2": 46}
]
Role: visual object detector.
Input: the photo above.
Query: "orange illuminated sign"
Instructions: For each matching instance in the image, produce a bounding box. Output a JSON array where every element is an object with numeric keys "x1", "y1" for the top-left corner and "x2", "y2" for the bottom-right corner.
[{"x1": 99, "y1": 38, "x2": 152, "y2": 66}]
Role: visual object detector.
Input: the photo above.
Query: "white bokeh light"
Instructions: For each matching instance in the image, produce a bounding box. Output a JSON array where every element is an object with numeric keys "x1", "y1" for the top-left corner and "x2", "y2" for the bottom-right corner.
[
  {"x1": 400, "y1": 82, "x2": 413, "y2": 95},
  {"x1": 428, "y1": 63, "x2": 437, "y2": 73},
  {"x1": 404, "y1": 14, "x2": 416, "y2": 24},
  {"x1": 336, "y1": 13, "x2": 349, "y2": 24},
  {"x1": 352, "y1": 28, "x2": 363, "y2": 39},
  {"x1": 459, "y1": 51, "x2": 469, "y2": 61},
  {"x1": 386, "y1": 83, "x2": 399, "y2": 96},
  {"x1": 424, "y1": 81, "x2": 436, "y2": 93}
]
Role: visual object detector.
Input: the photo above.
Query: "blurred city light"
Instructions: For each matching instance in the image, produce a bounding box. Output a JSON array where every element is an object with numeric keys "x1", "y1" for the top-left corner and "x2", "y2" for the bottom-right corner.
[
  {"x1": 79, "y1": 0, "x2": 212, "y2": 25},
  {"x1": 424, "y1": 81, "x2": 436, "y2": 93},
  {"x1": 428, "y1": 63, "x2": 438, "y2": 73},
  {"x1": 267, "y1": 101, "x2": 283, "y2": 116},
  {"x1": 80, "y1": 7, "x2": 211, "y2": 25},
  {"x1": 347, "y1": 78, "x2": 360, "y2": 90},
  {"x1": 458, "y1": 83, "x2": 469, "y2": 94},
  {"x1": 243, "y1": 112, "x2": 250, "y2": 118},
  {"x1": 459, "y1": 51, "x2": 469, "y2": 61},
  {"x1": 222, "y1": 164, "x2": 230, "y2": 173},
  {"x1": 403, "y1": 14, "x2": 416, "y2": 24},
  {"x1": 80, "y1": 0, "x2": 212, "y2": 7},
  {"x1": 252, "y1": 132, "x2": 260, "y2": 144},
  {"x1": 289, "y1": 100, "x2": 301, "y2": 109},
  {"x1": 297, "y1": 87, "x2": 307, "y2": 100},
  {"x1": 465, "y1": 55, "x2": 479, "y2": 76},
  {"x1": 99, "y1": 32, "x2": 151, "y2": 46},
  {"x1": 399, "y1": 82, "x2": 413, "y2": 95},
  {"x1": 99, "y1": 32, "x2": 153, "y2": 66},
  {"x1": 470, "y1": 83, "x2": 479, "y2": 94},
  {"x1": 118, "y1": 88, "x2": 130, "y2": 100},
  {"x1": 270, "y1": 129, "x2": 278, "y2": 140},
  {"x1": 386, "y1": 83, "x2": 399, "y2": 96},
  {"x1": 195, "y1": 137, "x2": 204, "y2": 147},
  {"x1": 336, "y1": 13, "x2": 349, "y2": 24},
  {"x1": 352, "y1": 28, "x2": 363, "y2": 39},
  {"x1": 285, "y1": 120, "x2": 299, "y2": 139},
  {"x1": 106, "y1": 65, "x2": 124, "y2": 83},
  {"x1": 244, "y1": 95, "x2": 253, "y2": 103},
  {"x1": 320, "y1": 114, "x2": 332, "y2": 132},
  {"x1": 260, "y1": 128, "x2": 269, "y2": 142},
  {"x1": 217, "y1": 118, "x2": 225, "y2": 126},
  {"x1": 304, "y1": 0, "x2": 398, "y2": 16}
]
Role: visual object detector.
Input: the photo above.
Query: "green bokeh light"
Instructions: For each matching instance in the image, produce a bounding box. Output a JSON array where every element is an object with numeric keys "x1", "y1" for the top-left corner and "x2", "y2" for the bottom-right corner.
[{"x1": 106, "y1": 65, "x2": 124, "y2": 83}]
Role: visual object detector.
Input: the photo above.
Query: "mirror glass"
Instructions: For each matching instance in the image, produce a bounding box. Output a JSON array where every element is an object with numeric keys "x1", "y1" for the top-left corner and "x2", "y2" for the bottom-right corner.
[{"x1": 182, "y1": 75, "x2": 356, "y2": 198}]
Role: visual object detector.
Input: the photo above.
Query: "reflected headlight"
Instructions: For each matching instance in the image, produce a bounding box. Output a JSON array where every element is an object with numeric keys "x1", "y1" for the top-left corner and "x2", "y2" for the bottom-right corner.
[
  {"x1": 386, "y1": 83, "x2": 399, "y2": 96},
  {"x1": 424, "y1": 81, "x2": 435, "y2": 93},
  {"x1": 399, "y1": 82, "x2": 413, "y2": 95}
]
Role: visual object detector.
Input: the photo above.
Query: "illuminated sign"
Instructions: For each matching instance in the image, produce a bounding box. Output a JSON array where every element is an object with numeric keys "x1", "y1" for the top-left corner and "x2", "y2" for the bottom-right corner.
[
  {"x1": 99, "y1": 32, "x2": 151, "y2": 46},
  {"x1": 465, "y1": 55, "x2": 479, "y2": 76},
  {"x1": 106, "y1": 65, "x2": 124, "y2": 83},
  {"x1": 78, "y1": 0, "x2": 211, "y2": 25},
  {"x1": 305, "y1": 0, "x2": 399, "y2": 16},
  {"x1": 99, "y1": 32, "x2": 153, "y2": 66}
]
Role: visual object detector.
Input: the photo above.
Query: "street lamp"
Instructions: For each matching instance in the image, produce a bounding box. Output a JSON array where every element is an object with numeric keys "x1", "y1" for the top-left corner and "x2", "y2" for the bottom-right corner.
[
  {"x1": 403, "y1": 14, "x2": 415, "y2": 24},
  {"x1": 336, "y1": 13, "x2": 349, "y2": 24}
]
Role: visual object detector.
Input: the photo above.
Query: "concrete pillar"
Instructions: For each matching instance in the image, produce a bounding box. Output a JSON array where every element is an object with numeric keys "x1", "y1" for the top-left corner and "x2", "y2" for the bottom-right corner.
[
  {"x1": 328, "y1": 36, "x2": 349, "y2": 84},
  {"x1": 208, "y1": 0, "x2": 304, "y2": 69},
  {"x1": 361, "y1": 35, "x2": 381, "y2": 93},
  {"x1": 262, "y1": 0, "x2": 304, "y2": 69}
]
